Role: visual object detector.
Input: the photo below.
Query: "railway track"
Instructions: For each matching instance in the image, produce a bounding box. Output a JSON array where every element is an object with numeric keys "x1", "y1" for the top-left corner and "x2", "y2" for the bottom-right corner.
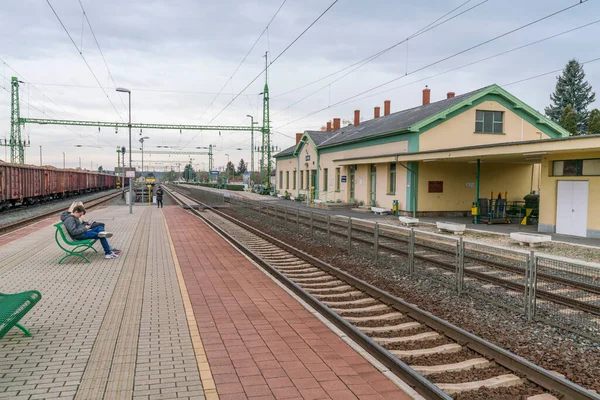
[
  {"x1": 0, "y1": 190, "x2": 122, "y2": 235},
  {"x1": 165, "y1": 185, "x2": 599, "y2": 400},
  {"x1": 244, "y1": 202, "x2": 600, "y2": 318}
]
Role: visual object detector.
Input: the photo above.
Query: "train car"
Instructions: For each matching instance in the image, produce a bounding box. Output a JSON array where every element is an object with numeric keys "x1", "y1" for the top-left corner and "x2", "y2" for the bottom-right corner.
[{"x1": 0, "y1": 161, "x2": 116, "y2": 211}]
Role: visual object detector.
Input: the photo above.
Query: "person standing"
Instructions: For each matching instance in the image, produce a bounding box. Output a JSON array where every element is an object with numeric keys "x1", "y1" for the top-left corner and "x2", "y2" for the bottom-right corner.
[{"x1": 156, "y1": 187, "x2": 164, "y2": 208}]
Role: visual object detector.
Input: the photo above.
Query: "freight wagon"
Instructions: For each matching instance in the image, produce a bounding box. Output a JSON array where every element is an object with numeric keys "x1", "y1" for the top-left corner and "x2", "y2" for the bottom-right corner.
[{"x1": 0, "y1": 162, "x2": 116, "y2": 211}]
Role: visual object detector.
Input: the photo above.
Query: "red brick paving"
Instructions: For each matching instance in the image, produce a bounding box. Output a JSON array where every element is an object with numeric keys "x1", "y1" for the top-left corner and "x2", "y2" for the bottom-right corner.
[
  {"x1": 164, "y1": 207, "x2": 412, "y2": 400},
  {"x1": 0, "y1": 217, "x2": 58, "y2": 247}
]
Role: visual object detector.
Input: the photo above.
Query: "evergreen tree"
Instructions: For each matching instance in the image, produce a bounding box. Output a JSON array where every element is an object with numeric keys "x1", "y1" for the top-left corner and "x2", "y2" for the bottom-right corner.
[
  {"x1": 545, "y1": 59, "x2": 596, "y2": 134},
  {"x1": 225, "y1": 161, "x2": 236, "y2": 177},
  {"x1": 237, "y1": 159, "x2": 247, "y2": 175},
  {"x1": 560, "y1": 104, "x2": 578, "y2": 135},
  {"x1": 589, "y1": 109, "x2": 600, "y2": 134},
  {"x1": 183, "y1": 164, "x2": 196, "y2": 181}
]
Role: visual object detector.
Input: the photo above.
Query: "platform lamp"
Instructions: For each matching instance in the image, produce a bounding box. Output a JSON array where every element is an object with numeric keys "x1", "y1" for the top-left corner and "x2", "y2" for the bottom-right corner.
[
  {"x1": 116, "y1": 87, "x2": 133, "y2": 214},
  {"x1": 139, "y1": 136, "x2": 150, "y2": 175}
]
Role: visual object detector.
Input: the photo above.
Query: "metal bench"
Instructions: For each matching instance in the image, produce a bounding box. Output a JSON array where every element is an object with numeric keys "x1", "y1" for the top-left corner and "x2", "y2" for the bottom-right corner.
[
  {"x1": 0, "y1": 290, "x2": 42, "y2": 339},
  {"x1": 53, "y1": 223, "x2": 97, "y2": 264}
]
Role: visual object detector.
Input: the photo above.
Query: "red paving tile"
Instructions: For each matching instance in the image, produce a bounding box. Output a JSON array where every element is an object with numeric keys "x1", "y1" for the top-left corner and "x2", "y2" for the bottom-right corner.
[
  {"x1": 0, "y1": 217, "x2": 57, "y2": 247},
  {"x1": 164, "y1": 207, "x2": 412, "y2": 400}
]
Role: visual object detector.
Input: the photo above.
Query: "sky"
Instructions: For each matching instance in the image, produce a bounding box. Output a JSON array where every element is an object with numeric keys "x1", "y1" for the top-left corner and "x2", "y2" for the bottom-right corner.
[{"x1": 1, "y1": 0, "x2": 599, "y2": 172}]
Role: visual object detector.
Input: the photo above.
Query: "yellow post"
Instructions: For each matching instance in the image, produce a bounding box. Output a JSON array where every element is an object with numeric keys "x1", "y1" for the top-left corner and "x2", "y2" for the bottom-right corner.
[{"x1": 147, "y1": 185, "x2": 152, "y2": 205}]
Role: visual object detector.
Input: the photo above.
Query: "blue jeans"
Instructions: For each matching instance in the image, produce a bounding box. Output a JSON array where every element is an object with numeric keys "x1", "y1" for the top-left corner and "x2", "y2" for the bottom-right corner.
[{"x1": 79, "y1": 226, "x2": 111, "y2": 254}]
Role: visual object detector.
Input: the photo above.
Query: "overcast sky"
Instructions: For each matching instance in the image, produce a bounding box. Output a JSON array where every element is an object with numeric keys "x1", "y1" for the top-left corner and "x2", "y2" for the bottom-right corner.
[{"x1": 1, "y1": 0, "x2": 599, "y2": 171}]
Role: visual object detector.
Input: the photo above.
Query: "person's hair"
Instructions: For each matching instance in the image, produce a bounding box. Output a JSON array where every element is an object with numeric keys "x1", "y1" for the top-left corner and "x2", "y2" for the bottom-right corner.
[
  {"x1": 68, "y1": 201, "x2": 84, "y2": 213},
  {"x1": 73, "y1": 205, "x2": 86, "y2": 214}
]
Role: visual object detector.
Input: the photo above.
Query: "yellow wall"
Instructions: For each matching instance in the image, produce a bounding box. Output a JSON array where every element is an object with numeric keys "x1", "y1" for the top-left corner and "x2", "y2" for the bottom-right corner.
[
  {"x1": 417, "y1": 161, "x2": 534, "y2": 212},
  {"x1": 539, "y1": 151, "x2": 600, "y2": 236},
  {"x1": 419, "y1": 101, "x2": 551, "y2": 151}
]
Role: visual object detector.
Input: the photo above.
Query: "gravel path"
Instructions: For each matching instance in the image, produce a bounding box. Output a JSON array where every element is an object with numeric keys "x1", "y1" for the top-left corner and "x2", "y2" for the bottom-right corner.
[
  {"x1": 226, "y1": 208, "x2": 600, "y2": 394},
  {"x1": 0, "y1": 190, "x2": 119, "y2": 227}
]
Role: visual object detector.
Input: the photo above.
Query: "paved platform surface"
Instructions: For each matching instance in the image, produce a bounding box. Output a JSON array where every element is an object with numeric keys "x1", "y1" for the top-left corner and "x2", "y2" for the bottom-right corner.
[
  {"x1": 164, "y1": 206, "x2": 412, "y2": 400},
  {"x1": 0, "y1": 206, "x2": 204, "y2": 400}
]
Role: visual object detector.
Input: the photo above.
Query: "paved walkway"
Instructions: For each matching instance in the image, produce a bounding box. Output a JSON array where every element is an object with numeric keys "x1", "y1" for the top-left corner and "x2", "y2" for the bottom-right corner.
[
  {"x1": 164, "y1": 206, "x2": 412, "y2": 400},
  {"x1": 0, "y1": 206, "x2": 204, "y2": 400}
]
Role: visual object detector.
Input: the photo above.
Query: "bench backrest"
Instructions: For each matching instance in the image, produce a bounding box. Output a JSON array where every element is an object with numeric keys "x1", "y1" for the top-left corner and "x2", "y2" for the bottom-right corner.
[
  {"x1": 54, "y1": 222, "x2": 89, "y2": 245},
  {"x1": 0, "y1": 290, "x2": 42, "y2": 339}
]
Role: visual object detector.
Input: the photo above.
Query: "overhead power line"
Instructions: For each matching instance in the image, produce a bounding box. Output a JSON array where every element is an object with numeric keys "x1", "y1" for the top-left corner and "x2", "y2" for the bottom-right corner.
[
  {"x1": 503, "y1": 55, "x2": 600, "y2": 87},
  {"x1": 77, "y1": 0, "x2": 127, "y2": 113},
  {"x1": 273, "y1": 0, "x2": 484, "y2": 100},
  {"x1": 183, "y1": 0, "x2": 339, "y2": 149},
  {"x1": 45, "y1": 0, "x2": 124, "y2": 121},
  {"x1": 272, "y1": 0, "x2": 488, "y2": 116},
  {"x1": 274, "y1": 0, "x2": 589, "y2": 130},
  {"x1": 198, "y1": 0, "x2": 288, "y2": 122}
]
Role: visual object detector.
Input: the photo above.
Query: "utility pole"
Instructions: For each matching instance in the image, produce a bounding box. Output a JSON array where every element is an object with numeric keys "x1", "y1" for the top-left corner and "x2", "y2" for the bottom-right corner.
[
  {"x1": 208, "y1": 144, "x2": 214, "y2": 171},
  {"x1": 39, "y1": 145, "x2": 42, "y2": 166},
  {"x1": 261, "y1": 52, "x2": 271, "y2": 188},
  {"x1": 117, "y1": 147, "x2": 121, "y2": 190},
  {"x1": 62, "y1": 152, "x2": 65, "y2": 169},
  {"x1": 10, "y1": 77, "x2": 24, "y2": 164}
]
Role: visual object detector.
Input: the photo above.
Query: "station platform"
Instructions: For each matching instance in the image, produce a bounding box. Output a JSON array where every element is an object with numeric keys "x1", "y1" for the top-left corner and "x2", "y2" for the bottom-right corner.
[{"x1": 0, "y1": 205, "x2": 414, "y2": 400}]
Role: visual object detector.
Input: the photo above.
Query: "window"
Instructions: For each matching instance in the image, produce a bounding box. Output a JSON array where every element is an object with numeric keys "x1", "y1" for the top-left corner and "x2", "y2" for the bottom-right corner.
[
  {"x1": 323, "y1": 168, "x2": 328, "y2": 192},
  {"x1": 553, "y1": 159, "x2": 600, "y2": 176},
  {"x1": 279, "y1": 171, "x2": 283, "y2": 188},
  {"x1": 300, "y1": 171, "x2": 304, "y2": 189},
  {"x1": 285, "y1": 171, "x2": 289, "y2": 189},
  {"x1": 335, "y1": 168, "x2": 341, "y2": 191},
  {"x1": 475, "y1": 110, "x2": 503, "y2": 133},
  {"x1": 293, "y1": 171, "x2": 297, "y2": 190},
  {"x1": 388, "y1": 163, "x2": 396, "y2": 194}
]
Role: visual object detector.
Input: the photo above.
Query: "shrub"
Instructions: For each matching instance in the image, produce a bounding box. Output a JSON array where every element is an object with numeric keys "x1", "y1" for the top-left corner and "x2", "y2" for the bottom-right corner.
[{"x1": 226, "y1": 184, "x2": 245, "y2": 191}]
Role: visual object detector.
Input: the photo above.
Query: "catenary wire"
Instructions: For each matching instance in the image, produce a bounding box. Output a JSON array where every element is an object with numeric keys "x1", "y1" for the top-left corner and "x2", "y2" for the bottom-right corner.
[
  {"x1": 45, "y1": 0, "x2": 124, "y2": 121},
  {"x1": 274, "y1": 0, "x2": 589, "y2": 130}
]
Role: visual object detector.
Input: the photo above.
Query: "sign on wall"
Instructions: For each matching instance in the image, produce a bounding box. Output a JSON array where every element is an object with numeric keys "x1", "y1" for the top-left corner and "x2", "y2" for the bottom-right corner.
[
  {"x1": 341, "y1": 176, "x2": 347, "y2": 183},
  {"x1": 428, "y1": 181, "x2": 443, "y2": 193},
  {"x1": 466, "y1": 182, "x2": 475, "y2": 188},
  {"x1": 305, "y1": 155, "x2": 311, "y2": 161}
]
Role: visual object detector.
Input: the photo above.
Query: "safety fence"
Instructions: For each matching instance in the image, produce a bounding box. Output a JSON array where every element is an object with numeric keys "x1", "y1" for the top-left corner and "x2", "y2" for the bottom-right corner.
[{"x1": 221, "y1": 194, "x2": 600, "y2": 340}]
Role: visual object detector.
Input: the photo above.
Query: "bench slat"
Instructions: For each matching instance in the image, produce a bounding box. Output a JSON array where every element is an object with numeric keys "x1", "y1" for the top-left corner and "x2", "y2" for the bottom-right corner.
[{"x1": 0, "y1": 290, "x2": 42, "y2": 339}]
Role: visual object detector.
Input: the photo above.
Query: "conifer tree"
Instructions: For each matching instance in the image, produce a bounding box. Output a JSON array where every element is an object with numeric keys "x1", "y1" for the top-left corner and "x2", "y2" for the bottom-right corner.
[
  {"x1": 560, "y1": 104, "x2": 578, "y2": 135},
  {"x1": 545, "y1": 59, "x2": 596, "y2": 135},
  {"x1": 589, "y1": 109, "x2": 600, "y2": 134}
]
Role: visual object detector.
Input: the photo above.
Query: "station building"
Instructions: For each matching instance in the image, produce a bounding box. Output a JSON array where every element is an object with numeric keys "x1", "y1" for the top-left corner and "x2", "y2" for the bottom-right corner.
[{"x1": 275, "y1": 84, "x2": 600, "y2": 238}]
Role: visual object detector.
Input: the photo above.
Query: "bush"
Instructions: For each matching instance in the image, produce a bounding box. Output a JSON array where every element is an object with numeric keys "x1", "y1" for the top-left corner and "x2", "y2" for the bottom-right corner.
[{"x1": 226, "y1": 184, "x2": 245, "y2": 191}]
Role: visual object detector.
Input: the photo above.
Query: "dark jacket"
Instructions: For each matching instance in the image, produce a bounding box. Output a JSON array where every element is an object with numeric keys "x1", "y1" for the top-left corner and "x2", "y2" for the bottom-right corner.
[
  {"x1": 156, "y1": 189, "x2": 163, "y2": 201},
  {"x1": 60, "y1": 211, "x2": 87, "y2": 240}
]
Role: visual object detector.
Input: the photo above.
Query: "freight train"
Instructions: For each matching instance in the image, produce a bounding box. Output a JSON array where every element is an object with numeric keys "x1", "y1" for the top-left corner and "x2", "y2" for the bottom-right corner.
[{"x1": 0, "y1": 161, "x2": 117, "y2": 211}]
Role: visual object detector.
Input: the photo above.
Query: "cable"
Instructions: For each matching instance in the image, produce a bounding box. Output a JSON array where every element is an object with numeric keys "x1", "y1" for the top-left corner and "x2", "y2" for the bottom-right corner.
[
  {"x1": 198, "y1": 0, "x2": 288, "y2": 122},
  {"x1": 26, "y1": 82, "x2": 261, "y2": 96},
  {"x1": 183, "y1": 0, "x2": 339, "y2": 149},
  {"x1": 334, "y1": 18, "x2": 600, "y2": 108},
  {"x1": 272, "y1": 0, "x2": 488, "y2": 116},
  {"x1": 77, "y1": 0, "x2": 128, "y2": 113},
  {"x1": 273, "y1": 0, "x2": 484, "y2": 100},
  {"x1": 503, "y1": 55, "x2": 600, "y2": 87},
  {"x1": 274, "y1": 0, "x2": 589, "y2": 130},
  {"x1": 45, "y1": 0, "x2": 124, "y2": 121}
]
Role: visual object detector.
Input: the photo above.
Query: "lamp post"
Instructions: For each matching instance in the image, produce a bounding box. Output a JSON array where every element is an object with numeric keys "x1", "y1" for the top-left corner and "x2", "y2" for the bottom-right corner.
[
  {"x1": 246, "y1": 115, "x2": 257, "y2": 174},
  {"x1": 139, "y1": 136, "x2": 150, "y2": 176},
  {"x1": 225, "y1": 153, "x2": 230, "y2": 182},
  {"x1": 39, "y1": 145, "x2": 42, "y2": 166},
  {"x1": 116, "y1": 87, "x2": 133, "y2": 214},
  {"x1": 62, "y1": 152, "x2": 65, "y2": 169},
  {"x1": 79, "y1": 157, "x2": 81, "y2": 169}
]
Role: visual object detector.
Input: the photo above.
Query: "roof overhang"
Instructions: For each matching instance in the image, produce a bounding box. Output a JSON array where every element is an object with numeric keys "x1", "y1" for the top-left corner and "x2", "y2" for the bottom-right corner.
[{"x1": 333, "y1": 134, "x2": 600, "y2": 165}]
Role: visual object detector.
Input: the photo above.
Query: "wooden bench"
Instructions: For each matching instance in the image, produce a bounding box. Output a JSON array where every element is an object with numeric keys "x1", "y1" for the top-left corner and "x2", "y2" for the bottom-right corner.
[
  {"x1": 54, "y1": 223, "x2": 98, "y2": 264},
  {"x1": 0, "y1": 290, "x2": 42, "y2": 339}
]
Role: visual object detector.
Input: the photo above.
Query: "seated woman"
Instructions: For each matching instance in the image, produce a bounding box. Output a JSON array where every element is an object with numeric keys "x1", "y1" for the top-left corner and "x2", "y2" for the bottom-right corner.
[{"x1": 60, "y1": 205, "x2": 120, "y2": 259}]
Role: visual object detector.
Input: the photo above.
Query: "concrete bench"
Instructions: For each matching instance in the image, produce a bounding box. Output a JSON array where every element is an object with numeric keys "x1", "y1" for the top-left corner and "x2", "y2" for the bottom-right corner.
[
  {"x1": 436, "y1": 221, "x2": 466, "y2": 235},
  {"x1": 0, "y1": 290, "x2": 42, "y2": 339},
  {"x1": 399, "y1": 216, "x2": 419, "y2": 226},
  {"x1": 510, "y1": 232, "x2": 551, "y2": 247},
  {"x1": 371, "y1": 207, "x2": 392, "y2": 215}
]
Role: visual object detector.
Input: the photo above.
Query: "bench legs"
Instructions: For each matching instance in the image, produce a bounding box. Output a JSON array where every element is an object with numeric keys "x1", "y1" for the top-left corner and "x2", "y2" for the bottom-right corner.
[
  {"x1": 14, "y1": 323, "x2": 32, "y2": 337},
  {"x1": 58, "y1": 253, "x2": 91, "y2": 264}
]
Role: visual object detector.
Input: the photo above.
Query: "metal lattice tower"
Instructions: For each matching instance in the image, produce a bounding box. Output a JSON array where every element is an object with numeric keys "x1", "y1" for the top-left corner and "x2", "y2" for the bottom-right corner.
[
  {"x1": 10, "y1": 77, "x2": 24, "y2": 163},
  {"x1": 261, "y1": 52, "x2": 271, "y2": 186}
]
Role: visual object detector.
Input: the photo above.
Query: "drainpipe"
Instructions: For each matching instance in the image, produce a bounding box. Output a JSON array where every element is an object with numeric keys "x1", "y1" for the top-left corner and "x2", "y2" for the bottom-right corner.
[
  {"x1": 475, "y1": 159, "x2": 480, "y2": 224},
  {"x1": 397, "y1": 158, "x2": 417, "y2": 218}
]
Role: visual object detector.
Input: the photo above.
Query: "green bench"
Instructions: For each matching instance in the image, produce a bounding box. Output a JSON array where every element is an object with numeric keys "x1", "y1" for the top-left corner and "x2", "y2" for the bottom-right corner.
[
  {"x1": 54, "y1": 223, "x2": 97, "y2": 264},
  {"x1": 0, "y1": 290, "x2": 42, "y2": 339}
]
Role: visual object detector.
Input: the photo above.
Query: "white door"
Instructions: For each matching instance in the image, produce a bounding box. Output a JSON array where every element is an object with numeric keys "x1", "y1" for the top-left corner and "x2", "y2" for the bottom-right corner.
[{"x1": 556, "y1": 181, "x2": 589, "y2": 237}]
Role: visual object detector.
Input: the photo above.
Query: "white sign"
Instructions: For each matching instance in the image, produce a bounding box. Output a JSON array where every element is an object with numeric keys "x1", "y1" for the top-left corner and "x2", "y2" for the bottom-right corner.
[
  {"x1": 126, "y1": 170, "x2": 135, "y2": 178},
  {"x1": 466, "y1": 182, "x2": 475, "y2": 188}
]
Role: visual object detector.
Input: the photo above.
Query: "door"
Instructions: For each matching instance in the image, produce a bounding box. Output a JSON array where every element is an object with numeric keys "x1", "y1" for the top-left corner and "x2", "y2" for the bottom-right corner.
[
  {"x1": 349, "y1": 166, "x2": 355, "y2": 201},
  {"x1": 556, "y1": 181, "x2": 588, "y2": 237},
  {"x1": 370, "y1": 165, "x2": 377, "y2": 206},
  {"x1": 310, "y1": 170, "x2": 317, "y2": 201}
]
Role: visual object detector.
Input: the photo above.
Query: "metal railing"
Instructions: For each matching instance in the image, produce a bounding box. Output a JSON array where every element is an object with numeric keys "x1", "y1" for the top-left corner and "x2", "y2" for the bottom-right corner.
[{"x1": 223, "y1": 193, "x2": 600, "y2": 340}]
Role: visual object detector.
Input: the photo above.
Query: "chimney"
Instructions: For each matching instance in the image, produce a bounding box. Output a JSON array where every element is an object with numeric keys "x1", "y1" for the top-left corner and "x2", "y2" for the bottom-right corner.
[
  {"x1": 326, "y1": 121, "x2": 332, "y2": 131},
  {"x1": 333, "y1": 118, "x2": 341, "y2": 131},
  {"x1": 296, "y1": 133, "x2": 303, "y2": 145},
  {"x1": 384, "y1": 100, "x2": 391, "y2": 116},
  {"x1": 422, "y1": 86, "x2": 431, "y2": 105},
  {"x1": 374, "y1": 106, "x2": 380, "y2": 118},
  {"x1": 354, "y1": 110, "x2": 360, "y2": 126},
  {"x1": 447, "y1": 92, "x2": 455, "y2": 99}
]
